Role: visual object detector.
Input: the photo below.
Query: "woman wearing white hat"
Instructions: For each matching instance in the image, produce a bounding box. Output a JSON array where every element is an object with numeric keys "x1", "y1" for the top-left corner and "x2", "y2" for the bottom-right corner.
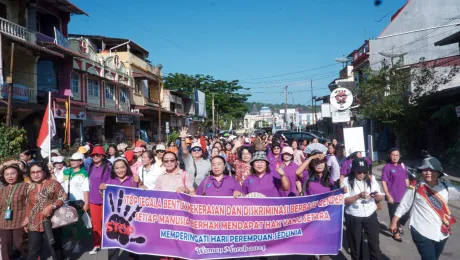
[
  {"x1": 50, "y1": 156, "x2": 66, "y2": 184},
  {"x1": 390, "y1": 157, "x2": 460, "y2": 260}
]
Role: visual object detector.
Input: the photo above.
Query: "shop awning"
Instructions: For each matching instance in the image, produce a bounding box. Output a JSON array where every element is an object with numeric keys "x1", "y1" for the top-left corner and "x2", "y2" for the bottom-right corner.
[
  {"x1": 2, "y1": 34, "x2": 64, "y2": 58},
  {"x1": 134, "y1": 105, "x2": 176, "y2": 115},
  {"x1": 0, "y1": 100, "x2": 45, "y2": 110},
  {"x1": 39, "y1": 42, "x2": 87, "y2": 59},
  {"x1": 87, "y1": 107, "x2": 143, "y2": 117},
  {"x1": 132, "y1": 71, "x2": 157, "y2": 81},
  {"x1": 44, "y1": 0, "x2": 89, "y2": 16},
  {"x1": 54, "y1": 98, "x2": 87, "y2": 107}
]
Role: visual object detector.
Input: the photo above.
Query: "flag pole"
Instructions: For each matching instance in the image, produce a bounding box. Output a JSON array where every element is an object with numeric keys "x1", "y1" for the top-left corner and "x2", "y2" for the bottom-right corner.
[{"x1": 48, "y1": 91, "x2": 51, "y2": 165}]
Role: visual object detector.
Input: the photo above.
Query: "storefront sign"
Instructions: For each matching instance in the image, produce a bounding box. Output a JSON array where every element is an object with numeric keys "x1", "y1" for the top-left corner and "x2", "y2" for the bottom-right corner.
[
  {"x1": 54, "y1": 102, "x2": 86, "y2": 120},
  {"x1": 330, "y1": 87, "x2": 353, "y2": 110},
  {"x1": 116, "y1": 114, "x2": 133, "y2": 124},
  {"x1": 165, "y1": 122, "x2": 170, "y2": 134},
  {"x1": 85, "y1": 112, "x2": 105, "y2": 126},
  {"x1": 332, "y1": 110, "x2": 351, "y2": 123},
  {"x1": 0, "y1": 83, "x2": 29, "y2": 102}
]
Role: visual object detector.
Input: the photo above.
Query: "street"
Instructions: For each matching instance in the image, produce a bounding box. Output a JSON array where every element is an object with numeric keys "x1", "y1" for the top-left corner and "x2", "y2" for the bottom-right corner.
[{"x1": 44, "y1": 164, "x2": 460, "y2": 260}]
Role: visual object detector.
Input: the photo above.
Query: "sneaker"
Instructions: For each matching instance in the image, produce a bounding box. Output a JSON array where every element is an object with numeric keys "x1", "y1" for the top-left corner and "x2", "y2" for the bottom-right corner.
[
  {"x1": 63, "y1": 241, "x2": 74, "y2": 251},
  {"x1": 89, "y1": 247, "x2": 101, "y2": 255},
  {"x1": 72, "y1": 243, "x2": 82, "y2": 254}
]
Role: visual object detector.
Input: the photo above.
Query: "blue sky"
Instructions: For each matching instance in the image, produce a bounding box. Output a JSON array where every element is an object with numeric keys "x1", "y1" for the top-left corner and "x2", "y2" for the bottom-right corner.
[{"x1": 69, "y1": 0, "x2": 407, "y2": 105}]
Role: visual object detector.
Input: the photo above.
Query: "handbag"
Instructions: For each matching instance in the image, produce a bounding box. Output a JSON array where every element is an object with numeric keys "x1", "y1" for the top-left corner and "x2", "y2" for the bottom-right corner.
[{"x1": 50, "y1": 204, "x2": 79, "y2": 229}]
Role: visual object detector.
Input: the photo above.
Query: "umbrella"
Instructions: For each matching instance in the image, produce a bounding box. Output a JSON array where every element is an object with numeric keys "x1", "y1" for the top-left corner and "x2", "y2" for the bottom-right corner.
[{"x1": 304, "y1": 143, "x2": 328, "y2": 154}]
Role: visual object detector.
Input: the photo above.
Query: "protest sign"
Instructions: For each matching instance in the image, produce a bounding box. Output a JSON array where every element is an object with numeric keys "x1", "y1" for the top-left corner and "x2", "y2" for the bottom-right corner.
[{"x1": 102, "y1": 186, "x2": 344, "y2": 259}]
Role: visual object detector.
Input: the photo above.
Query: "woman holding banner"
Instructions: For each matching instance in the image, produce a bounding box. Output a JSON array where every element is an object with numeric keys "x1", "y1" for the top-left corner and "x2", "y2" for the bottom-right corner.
[
  {"x1": 99, "y1": 157, "x2": 138, "y2": 260},
  {"x1": 235, "y1": 151, "x2": 289, "y2": 198},
  {"x1": 196, "y1": 156, "x2": 242, "y2": 196},
  {"x1": 342, "y1": 158, "x2": 384, "y2": 260},
  {"x1": 154, "y1": 152, "x2": 195, "y2": 194}
]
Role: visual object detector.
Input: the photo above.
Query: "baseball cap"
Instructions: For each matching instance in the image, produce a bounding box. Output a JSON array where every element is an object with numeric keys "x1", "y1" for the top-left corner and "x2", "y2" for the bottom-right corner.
[
  {"x1": 282, "y1": 146, "x2": 294, "y2": 155},
  {"x1": 156, "y1": 144, "x2": 166, "y2": 151},
  {"x1": 52, "y1": 156, "x2": 65, "y2": 164},
  {"x1": 351, "y1": 158, "x2": 370, "y2": 173},
  {"x1": 191, "y1": 142, "x2": 202, "y2": 149},
  {"x1": 69, "y1": 152, "x2": 84, "y2": 161}
]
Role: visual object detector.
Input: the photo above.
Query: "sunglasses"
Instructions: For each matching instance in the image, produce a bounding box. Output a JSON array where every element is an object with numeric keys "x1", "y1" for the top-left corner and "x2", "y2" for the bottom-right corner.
[
  {"x1": 163, "y1": 159, "x2": 176, "y2": 164},
  {"x1": 91, "y1": 154, "x2": 103, "y2": 157},
  {"x1": 156, "y1": 150, "x2": 165, "y2": 153},
  {"x1": 356, "y1": 172, "x2": 368, "y2": 175},
  {"x1": 191, "y1": 148, "x2": 202, "y2": 152}
]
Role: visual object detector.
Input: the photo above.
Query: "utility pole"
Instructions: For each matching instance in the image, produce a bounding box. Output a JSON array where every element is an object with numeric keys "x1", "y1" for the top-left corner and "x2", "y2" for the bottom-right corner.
[
  {"x1": 212, "y1": 93, "x2": 215, "y2": 134},
  {"x1": 6, "y1": 43, "x2": 14, "y2": 126},
  {"x1": 158, "y1": 80, "x2": 162, "y2": 142},
  {"x1": 310, "y1": 79, "x2": 314, "y2": 127},
  {"x1": 285, "y1": 86, "x2": 288, "y2": 129}
]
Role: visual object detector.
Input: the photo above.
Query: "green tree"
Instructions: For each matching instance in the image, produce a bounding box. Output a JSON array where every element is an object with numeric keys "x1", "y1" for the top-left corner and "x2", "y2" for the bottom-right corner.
[
  {"x1": 163, "y1": 74, "x2": 251, "y2": 129},
  {"x1": 357, "y1": 58, "x2": 459, "y2": 148},
  {"x1": 0, "y1": 124, "x2": 27, "y2": 162}
]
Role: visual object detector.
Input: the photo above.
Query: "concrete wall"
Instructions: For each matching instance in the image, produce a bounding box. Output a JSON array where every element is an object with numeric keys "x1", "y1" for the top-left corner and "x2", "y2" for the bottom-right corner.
[{"x1": 369, "y1": 0, "x2": 460, "y2": 70}]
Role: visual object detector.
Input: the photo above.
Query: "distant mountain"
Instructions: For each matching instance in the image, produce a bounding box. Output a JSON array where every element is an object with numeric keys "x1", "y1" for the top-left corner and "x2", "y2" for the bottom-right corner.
[{"x1": 244, "y1": 102, "x2": 320, "y2": 113}]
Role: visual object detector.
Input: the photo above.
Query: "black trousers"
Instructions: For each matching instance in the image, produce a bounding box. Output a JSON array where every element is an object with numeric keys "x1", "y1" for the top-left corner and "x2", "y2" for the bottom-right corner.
[
  {"x1": 345, "y1": 212, "x2": 381, "y2": 260},
  {"x1": 0, "y1": 228, "x2": 26, "y2": 260},
  {"x1": 27, "y1": 229, "x2": 64, "y2": 260},
  {"x1": 388, "y1": 202, "x2": 409, "y2": 226}
]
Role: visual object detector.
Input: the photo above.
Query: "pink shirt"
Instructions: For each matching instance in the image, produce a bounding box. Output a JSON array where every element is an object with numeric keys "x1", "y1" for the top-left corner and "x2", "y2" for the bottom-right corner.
[
  {"x1": 130, "y1": 161, "x2": 142, "y2": 177},
  {"x1": 154, "y1": 169, "x2": 195, "y2": 192}
]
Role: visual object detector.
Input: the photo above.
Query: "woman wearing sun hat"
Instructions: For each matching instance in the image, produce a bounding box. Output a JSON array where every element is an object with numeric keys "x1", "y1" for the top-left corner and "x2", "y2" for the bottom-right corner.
[
  {"x1": 87, "y1": 146, "x2": 111, "y2": 255},
  {"x1": 390, "y1": 157, "x2": 460, "y2": 260},
  {"x1": 235, "y1": 151, "x2": 290, "y2": 198}
]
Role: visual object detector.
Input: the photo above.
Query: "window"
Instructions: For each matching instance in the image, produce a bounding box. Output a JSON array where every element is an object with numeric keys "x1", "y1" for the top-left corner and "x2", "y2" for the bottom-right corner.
[
  {"x1": 37, "y1": 59, "x2": 58, "y2": 92},
  {"x1": 119, "y1": 88, "x2": 128, "y2": 103},
  {"x1": 71, "y1": 73, "x2": 80, "y2": 94},
  {"x1": 105, "y1": 83, "x2": 115, "y2": 100},
  {"x1": 88, "y1": 79, "x2": 99, "y2": 97}
]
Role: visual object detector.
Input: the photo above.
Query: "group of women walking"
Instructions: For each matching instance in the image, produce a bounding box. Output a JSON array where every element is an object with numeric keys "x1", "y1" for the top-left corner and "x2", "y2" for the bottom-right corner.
[{"x1": 0, "y1": 133, "x2": 459, "y2": 260}]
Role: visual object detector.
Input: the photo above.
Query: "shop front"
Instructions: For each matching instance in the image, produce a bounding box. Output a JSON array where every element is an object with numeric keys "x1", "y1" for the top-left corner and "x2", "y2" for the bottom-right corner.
[
  {"x1": 53, "y1": 99, "x2": 87, "y2": 147},
  {"x1": 105, "y1": 114, "x2": 136, "y2": 145},
  {"x1": 83, "y1": 111, "x2": 105, "y2": 145}
]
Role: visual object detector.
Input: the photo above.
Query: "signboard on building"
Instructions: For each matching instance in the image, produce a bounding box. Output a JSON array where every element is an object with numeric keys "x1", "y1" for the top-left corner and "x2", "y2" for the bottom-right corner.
[
  {"x1": 0, "y1": 83, "x2": 29, "y2": 102},
  {"x1": 165, "y1": 122, "x2": 170, "y2": 134},
  {"x1": 194, "y1": 89, "x2": 206, "y2": 118},
  {"x1": 332, "y1": 110, "x2": 351, "y2": 123},
  {"x1": 54, "y1": 27, "x2": 69, "y2": 49},
  {"x1": 54, "y1": 102, "x2": 86, "y2": 120},
  {"x1": 116, "y1": 114, "x2": 133, "y2": 124},
  {"x1": 321, "y1": 103, "x2": 331, "y2": 118},
  {"x1": 84, "y1": 112, "x2": 105, "y2": 127},
  {"x1": 330, "y1": 87, "x2": 353, "y2": 110}
]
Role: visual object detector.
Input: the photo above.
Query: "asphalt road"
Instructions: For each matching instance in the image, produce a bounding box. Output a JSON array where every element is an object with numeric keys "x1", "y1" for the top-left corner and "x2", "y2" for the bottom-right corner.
[{"x1": 37, "y1": 165, "x2": 460, "y2": 260}]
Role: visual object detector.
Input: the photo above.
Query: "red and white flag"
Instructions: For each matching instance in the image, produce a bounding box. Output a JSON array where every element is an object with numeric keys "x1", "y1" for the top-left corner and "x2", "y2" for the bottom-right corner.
[{"x1": 37, "y1": 92, "x2": 56, "y2": 158}]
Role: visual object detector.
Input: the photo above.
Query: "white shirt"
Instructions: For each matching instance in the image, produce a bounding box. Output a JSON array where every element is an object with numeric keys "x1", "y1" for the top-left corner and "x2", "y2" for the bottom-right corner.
[
  {"x1": 138, "y1": 164, "x2": 164, "y2": 190},
  {"x1": 54, "y1": 167, "x2": 67, "y2": 184},
  {"x1": 327, "y1": 156, "x2": 341, "y2": 182},
  {"x1": 63, "y1": 170, "x2": 89, "y2": 201},
  {"x1": 342, "y1": 177, "x2": 384, "y2": 217},
  {"x1": 395, "y1": 180, "x2": 460, "y2": 241}
]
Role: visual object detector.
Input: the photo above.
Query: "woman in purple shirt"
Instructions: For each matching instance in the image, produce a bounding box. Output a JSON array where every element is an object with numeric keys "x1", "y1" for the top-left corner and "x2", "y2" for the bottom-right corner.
[
  {"x1": 196, "y1": 156, "x2": 242, "y2": 196},
  {"x1": 235, "y1": 151, "x2": 290, "y2": 198},
  {"x1": 304, "y1": 157, "x2": 336, "y2": 196},
  {"x1": 87, "y1": 146, "x2": 111, "y2": 255},
  {"x1": 278, "y1": 146, "x2": 300, "y2": 197},
  {"x1": 99, "y1": 157, "x2": 138, "y2": 260},
  {"x1": 381, "y1": 148, "x2": 409, "y2": 242}
]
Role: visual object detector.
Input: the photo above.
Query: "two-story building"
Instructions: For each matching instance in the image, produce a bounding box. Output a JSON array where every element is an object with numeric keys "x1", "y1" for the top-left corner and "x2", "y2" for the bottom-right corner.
[
  {"x1": 0, "y1": 0, "x2": 87, "y2": 145},
  {"x1": 69, "y1": 35, "x2": 168, "y2": 142},
  {"x1": 67, "y1": 36, "x2": 141, "y2": 145}
]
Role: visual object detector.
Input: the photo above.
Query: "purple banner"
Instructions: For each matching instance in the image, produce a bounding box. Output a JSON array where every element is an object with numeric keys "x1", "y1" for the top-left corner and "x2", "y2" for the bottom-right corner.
[{"x1": 102, "y1": 185, "x2": 344, "y2": 259}]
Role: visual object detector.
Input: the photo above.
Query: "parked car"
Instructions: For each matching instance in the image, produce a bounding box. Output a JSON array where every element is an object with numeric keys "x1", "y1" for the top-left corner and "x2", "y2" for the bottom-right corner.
[
  {"x1": 308, "y1": 130, "x2": 329, "y2": 140},
  {"x1": 273, "y1": 131, "x2": 329, "y2": 144}
]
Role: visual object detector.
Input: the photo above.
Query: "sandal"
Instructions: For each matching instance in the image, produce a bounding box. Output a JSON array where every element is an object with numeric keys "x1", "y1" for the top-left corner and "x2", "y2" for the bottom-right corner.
[
  {"x1": 398, "y1": 226, "x2": 404, "y2": 236},
  {"x1": 392, "y1": 229, "x2": 403, "y2": 242}
]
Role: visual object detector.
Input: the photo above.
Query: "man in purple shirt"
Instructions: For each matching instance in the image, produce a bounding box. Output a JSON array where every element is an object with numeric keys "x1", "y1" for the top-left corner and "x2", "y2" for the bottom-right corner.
[{"x1": 381, "y1": 148, "x2": 409, "y2": 242}]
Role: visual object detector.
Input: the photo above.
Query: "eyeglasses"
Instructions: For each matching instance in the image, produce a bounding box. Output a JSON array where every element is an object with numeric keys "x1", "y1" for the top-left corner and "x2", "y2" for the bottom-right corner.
[
  {"x1": 163, "y1": 159, "x2": 176, "y2": 164},
  {"x1": 156, "y1": 150, "x2": 165, "y2": 153},
  {"x1": 356, "y1": 172, "x2": 368, "y2": 175},
  {"x1": 30, "y1": 170, "x2": 43, "y2": 175},
  {"x1": 191, "y1": 148, "x2": 202, "y2": 152}
]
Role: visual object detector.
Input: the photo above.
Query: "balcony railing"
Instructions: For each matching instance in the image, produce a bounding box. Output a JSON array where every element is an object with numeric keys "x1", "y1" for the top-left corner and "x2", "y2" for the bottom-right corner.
[
  {"x1": 0, "y1": 17, "x2": 36, "y2": 42},
  {"x1": 129, "y1": 53, "x2": 160, "y2": 76}
]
